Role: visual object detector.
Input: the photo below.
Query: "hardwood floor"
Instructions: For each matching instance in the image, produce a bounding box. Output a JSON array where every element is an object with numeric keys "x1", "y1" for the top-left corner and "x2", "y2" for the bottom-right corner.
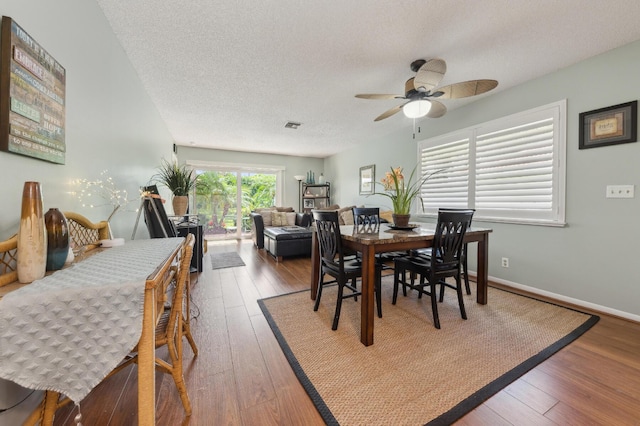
[{"x1": 51, "y1": 239, "x2": 640, "y2": 425}]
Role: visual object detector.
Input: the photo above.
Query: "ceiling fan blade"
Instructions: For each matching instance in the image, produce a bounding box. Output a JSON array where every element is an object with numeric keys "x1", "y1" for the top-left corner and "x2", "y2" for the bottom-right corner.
[
  {"x1": 426, "y1": 100, "x2": 447, "y2": 118},
  {"x1": 355, "y1": 94, "x2": 403, "y2": 100},
  {"x1": 374, "y1": 104, "x2": 404, "y2": 121},
  {"x1": 413, "y1": 58, "x2": 446, "y2": 93},
  {"x1": 436, "y1": 79, "x2": 498, "y2": 99}
]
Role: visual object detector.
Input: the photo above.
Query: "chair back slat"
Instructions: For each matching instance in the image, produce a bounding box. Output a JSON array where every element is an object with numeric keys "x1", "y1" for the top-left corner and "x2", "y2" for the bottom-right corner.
[
  {"x1": 431, "y1": 210, "x2": 473, "y2": 274},
  {"x1": 352, "y1": 207, "x2": 381, "y2": 234},
  {"x1": 313, "y1": 210, "x2": 346, "y2": 271}
]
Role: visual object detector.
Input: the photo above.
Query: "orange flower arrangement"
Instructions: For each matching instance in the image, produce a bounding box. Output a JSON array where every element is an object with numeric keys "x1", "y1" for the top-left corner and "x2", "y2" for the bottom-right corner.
[{"x1": 377, "y1": 165, "x2": 442, "y2": 214}]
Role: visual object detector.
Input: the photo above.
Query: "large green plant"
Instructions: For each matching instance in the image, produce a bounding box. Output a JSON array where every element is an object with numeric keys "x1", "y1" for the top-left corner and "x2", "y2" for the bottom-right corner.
[{"x1": 154, "y1": 159, "x2": 197, "y2": 196}]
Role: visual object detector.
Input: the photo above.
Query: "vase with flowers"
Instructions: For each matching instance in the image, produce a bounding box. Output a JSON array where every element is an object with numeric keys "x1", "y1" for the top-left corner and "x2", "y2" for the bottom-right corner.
[{"x1": 377, "y1": 165, "x2": 441, "y2": 227}]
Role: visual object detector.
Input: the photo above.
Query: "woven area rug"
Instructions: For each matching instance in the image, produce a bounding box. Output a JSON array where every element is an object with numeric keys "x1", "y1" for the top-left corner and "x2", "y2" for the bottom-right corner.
[
  {"x1": 210, "y1": 252, "x2": 245, "y2": 269},
  {"x1": 259, "y1": 279, "x2": 599, "y2": 425}
]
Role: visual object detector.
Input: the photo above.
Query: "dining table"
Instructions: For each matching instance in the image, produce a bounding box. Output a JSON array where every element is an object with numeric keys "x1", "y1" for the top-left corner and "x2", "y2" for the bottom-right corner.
[
  {"x1": 310, "y1": 223, "x2": 492, "y2": 346},
  {"x1": 0, "y1": 237, "x2": 184, "y2": 425}
]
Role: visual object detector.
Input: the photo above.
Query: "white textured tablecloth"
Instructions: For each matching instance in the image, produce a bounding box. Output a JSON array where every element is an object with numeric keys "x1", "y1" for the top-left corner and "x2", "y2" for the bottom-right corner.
[{"x1": 0, "y1": 238, "x2": 183, "y2": 403}]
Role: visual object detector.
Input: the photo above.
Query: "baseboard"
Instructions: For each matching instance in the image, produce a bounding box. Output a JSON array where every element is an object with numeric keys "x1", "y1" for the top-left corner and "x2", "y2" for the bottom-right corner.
[{"x1": 468, "y1": 272, "x2": 640, "y2": 323}]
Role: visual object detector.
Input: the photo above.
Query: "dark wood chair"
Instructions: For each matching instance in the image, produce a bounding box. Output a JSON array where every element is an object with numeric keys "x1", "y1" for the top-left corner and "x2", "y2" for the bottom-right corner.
[
  {"x1": 351, "y1": 207, "x2": 388, "y2": 317},
  {"x1": 412, "y1": 208, "x2": 475, "y2": 294},
  {"x1": 313, "y1": 210, "x2": 382, "y2": 329},
  {"x1": 392, "y1": 210, "x2": 473, "y2": 329}
]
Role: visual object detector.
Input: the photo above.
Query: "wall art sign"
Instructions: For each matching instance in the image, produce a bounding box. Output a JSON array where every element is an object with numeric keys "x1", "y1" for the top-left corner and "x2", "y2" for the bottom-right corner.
[
  {"x1": 578, "y1": 101, "x2": 637, "y2": 150},
  {"x1": 0, "y1": 16, "x2": 66, "y2": 164}
]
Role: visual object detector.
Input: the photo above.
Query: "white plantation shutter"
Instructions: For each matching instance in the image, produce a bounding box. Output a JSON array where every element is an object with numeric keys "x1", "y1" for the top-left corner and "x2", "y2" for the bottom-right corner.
[
  {"x1": 420, "y1": 134, "x2": 469, "y2": 212},
  {"x1": 418, "y1": 100, "x2": 566, "y2": 225}
]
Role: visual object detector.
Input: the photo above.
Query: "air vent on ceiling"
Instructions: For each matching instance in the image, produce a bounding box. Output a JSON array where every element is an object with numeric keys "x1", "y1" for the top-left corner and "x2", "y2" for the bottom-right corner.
[{"x1": 284, "y1": 121, "x2": 301, "y2": 129}]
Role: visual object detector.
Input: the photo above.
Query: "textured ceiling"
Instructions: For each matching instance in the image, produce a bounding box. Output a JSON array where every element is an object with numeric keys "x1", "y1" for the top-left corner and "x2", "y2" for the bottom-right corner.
[{"x1": 95, "y1": 0, "x2": 640, "y2": 158}]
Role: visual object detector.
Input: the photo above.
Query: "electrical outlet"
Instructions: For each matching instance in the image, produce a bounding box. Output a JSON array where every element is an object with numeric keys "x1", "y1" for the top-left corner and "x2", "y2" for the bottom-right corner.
[
  {"x1": 606, "y1": 185, "x2": 635, "y2": 198},
  {"x1": 501, "y1": 257, "x2": 509, "y2": 268}
]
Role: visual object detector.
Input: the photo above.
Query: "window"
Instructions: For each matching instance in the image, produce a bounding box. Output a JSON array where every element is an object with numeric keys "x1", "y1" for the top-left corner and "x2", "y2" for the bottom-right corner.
[{"x1": 418, "y1": 100, "x2": 566, "y2": 226}]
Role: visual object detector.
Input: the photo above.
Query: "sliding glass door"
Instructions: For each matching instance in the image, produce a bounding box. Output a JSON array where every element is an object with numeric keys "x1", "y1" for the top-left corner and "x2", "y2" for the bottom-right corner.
[{"x1": 190, "y1": 163, "x2": 282, "y2": 240}]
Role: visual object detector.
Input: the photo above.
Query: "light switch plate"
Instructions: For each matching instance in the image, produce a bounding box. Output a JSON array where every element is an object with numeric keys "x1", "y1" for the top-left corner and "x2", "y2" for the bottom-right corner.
[{"x1": 606, "y1": 185, "x2": 635, "y2": 198}]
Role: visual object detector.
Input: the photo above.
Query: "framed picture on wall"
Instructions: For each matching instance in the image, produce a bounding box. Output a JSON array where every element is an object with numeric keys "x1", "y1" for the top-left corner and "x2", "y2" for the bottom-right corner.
[
  {"x1": 359, "y1": 164, "x2": 375, "y2": 195},
  {"x1": 0, "y1": 16, "x2": 66, "y2": 164},
  {"x1": 303, "y1": 199, "x2": 315, "y2": 209},
  {"x1": 579, "y1": 101, "x2": 637, "y2": 149}
]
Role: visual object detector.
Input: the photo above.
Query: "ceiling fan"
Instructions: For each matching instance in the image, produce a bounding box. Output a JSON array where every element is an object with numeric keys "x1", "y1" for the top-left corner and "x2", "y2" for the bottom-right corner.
[{"x1": 355, "y1": 59, "x2": 498, "y2": 121}]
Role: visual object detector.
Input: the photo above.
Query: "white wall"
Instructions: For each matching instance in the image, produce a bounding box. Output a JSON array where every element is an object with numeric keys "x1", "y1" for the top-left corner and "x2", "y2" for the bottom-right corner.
[
  {"x1": 1, "y1": 1, "x2": 175, "y2": 421},
  {"x1": 326, "y1": 39, "x2": 640, "y2": 319},
  {"x1": 0, "y1": 1, "x2": 174, "y2": 242}
]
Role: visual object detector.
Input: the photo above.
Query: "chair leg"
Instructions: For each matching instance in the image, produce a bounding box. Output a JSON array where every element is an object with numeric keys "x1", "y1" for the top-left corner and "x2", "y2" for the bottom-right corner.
[
  {"x1": 170, "y1": 363, "x2": 192, "y2": 415},
  {"x1": 352, "y1": 277, "x2": 358, "y2": 302},
  {"x1": 313, "y1": 274, "x2": 324, "y2": 311},
  {"x1": 392, "y1": 267, "x2": 400, "y2": 305},
  {"x1": 332, "y1": 281, "x2": 345, "y2": 330},
  {"x1": 438, "y1": 278, "x2": 446, "y2": 302},
  {"x1": 455, "y1": 275, "x2": 467, "y2": 320},
  {"x1": 429, "y1": 280, "x2": 440, "y2": 329},
  {"x1": 462, "y1": 247, "x2": 471, "y2": 295},
  {"x1": 376, "y1": 266, "x2": 382, "y2": 318}
]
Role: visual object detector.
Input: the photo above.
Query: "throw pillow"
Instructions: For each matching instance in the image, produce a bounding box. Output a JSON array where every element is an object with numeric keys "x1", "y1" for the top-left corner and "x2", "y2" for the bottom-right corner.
[
  {"x1": 380, "y1": 210, "x2": 393, "y2": 223},
  {"x1": 272, "y1": 212, "x2": 288, "y2": 226},
  {"x1": 256, "y1": 209, "x2": 274, "y2": 226},
  {"x1": 285, "y1": 212, "x2": 297, "y2": 226},
  {"x1": 337, "y1": 205, "x2": 356, "y2": 225},
  {"x1": 340, "y1": 209, "x2": 354, "y2": 225}
]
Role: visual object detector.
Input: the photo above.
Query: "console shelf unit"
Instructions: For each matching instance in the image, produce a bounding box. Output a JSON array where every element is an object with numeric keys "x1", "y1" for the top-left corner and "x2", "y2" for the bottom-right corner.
[{"x1": 301, "y1": 182, "x2": 330, "y2": 213}]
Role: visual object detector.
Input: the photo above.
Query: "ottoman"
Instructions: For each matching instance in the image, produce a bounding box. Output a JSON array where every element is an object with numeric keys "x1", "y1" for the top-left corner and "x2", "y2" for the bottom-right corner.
[{"x1": 263, "y1": 226, "x2": 312, "y2": 261}]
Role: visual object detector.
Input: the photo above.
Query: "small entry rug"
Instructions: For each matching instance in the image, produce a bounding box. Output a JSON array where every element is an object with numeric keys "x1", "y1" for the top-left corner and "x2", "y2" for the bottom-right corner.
[
  {"x1": 210, "y1": 252, "x2": 245, "y2": 269},
  {"x1": 258, "y1": 280, "x2": 599, "y2": 425}
]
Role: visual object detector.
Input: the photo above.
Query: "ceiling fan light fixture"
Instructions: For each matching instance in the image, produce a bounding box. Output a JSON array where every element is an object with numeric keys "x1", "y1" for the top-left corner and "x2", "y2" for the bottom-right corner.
[{"x1": 403, "y1": 100, "x2": 431, "y2": 118}]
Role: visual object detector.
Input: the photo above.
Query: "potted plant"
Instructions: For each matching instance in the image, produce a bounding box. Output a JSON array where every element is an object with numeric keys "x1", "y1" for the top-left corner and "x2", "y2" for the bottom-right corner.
[
  {"x1": 154, "y1": 159, "x2": 197, "y2": 216},
  {"x1": 377, "y1": 165, "x2": 442, "y2": 227}
]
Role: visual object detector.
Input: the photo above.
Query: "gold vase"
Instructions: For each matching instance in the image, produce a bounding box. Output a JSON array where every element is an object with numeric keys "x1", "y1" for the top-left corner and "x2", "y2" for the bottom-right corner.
[
  {"x1": 172, "y1": 195, "x2": 189, "y2": 216},
  {"x1": 392, "y1": 213, "x2": 411, "y2": 228},
  {"x1": 17, "y1": 181, "x2": 47, "y2": 283}
]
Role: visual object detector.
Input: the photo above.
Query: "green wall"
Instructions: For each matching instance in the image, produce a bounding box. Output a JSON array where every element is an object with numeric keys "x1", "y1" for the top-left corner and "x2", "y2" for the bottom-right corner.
[
  {"x1": 0, "y1": 1, "x2": 174, "y2": 241},
  {"x1": 326, "y1": 40, "x2": 640, "y2": 319}
]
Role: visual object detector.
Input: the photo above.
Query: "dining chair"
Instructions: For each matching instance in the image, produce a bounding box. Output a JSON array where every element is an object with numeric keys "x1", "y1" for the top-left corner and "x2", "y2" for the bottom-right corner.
[
  {"x1": 313, "y1": 210, "x2": 382, "y2": 329},
  {"x1": 24, "y1": 234, "x2": 196, "y2": 425},
  {"x1": 63, "y1": 211, "x2": 110, "y2": 250},
  {"x1": 392, "y1": 210, "x2": 473, "y2": 329},
  {"x1": 110, "y1": 233, "x2": 196, "y2": 414},
  {"x1": 351, "y1": 207, "x2": 387, "y2": 317},
  {"x1": 0, "y1": 234, "x2": 18, "y2": 287},
  {"x1": 412, "y1": 208, "x2": 475, "y2": 295}
]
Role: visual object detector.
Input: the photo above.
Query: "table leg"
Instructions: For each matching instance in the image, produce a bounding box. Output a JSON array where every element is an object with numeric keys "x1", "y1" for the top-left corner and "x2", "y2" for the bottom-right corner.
[
  {"x1": 138, "y1": 287, "x2": 156, "y2": 425},
  {"x1": 310, "y1": 231, "x2": 320, "y2": 300},
  {"x1": 476, "y1": 235, "x2": 489, "y2": 305},
  {"x1": 360, "y1": 245, "x2": 375, "y2": 346}
]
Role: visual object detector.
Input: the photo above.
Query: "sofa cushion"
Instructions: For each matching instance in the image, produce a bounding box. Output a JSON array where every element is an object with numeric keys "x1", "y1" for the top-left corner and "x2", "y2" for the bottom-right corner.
[
  {"x1": 380, "y1": 210, "x2": 393, "y2": 223},
  {"x1": 260, "y1": 210, "x2": 274, "y2": 226},
  {"x1": 337, "y1": 205, "x2": 356, "y2": 225},
  {"x1": 339, "y1": 209, "x2": 354, "y2": 225},
  {"x1": 275, "y1": 207, "x2": 295, "y2": 212},
  {"x1": 323, "y1": 204, "x2": 341, "y2": 211}
]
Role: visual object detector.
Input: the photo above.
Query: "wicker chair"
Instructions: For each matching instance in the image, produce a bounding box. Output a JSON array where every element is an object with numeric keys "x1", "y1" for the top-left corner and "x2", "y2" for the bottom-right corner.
[
  {"x1": 63, "y1": 211, "x2": 110, "y2": 250},
  {"x1": 111, "y1": 233, "x2": 196, "y2": 414},
  {"x1": 0, "y1": 234, "x2": 18, "y2": 287},
  {"x1": 25, "y1": 234, "x2": 196, "y2": 424}
]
